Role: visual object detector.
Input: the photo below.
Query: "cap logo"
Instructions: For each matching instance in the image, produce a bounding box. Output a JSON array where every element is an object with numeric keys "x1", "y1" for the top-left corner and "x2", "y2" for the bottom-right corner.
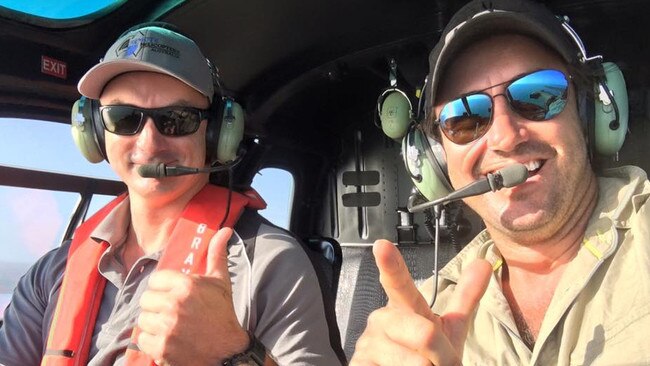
[{"x1": 115, "y1": 31, "x2": 180, "y2": 60}]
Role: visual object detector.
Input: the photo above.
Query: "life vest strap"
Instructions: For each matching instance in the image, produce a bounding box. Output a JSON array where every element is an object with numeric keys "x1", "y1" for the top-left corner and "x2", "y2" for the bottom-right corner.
[{"x1": 42, "y1": 185, "x2": 258, "y2": 366}]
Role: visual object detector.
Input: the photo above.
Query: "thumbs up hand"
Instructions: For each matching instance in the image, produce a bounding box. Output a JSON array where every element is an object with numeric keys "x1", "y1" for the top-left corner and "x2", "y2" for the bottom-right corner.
[
  {"x1": 137, "y1": 227, "x2": 250, "y2": 365},
  {"x1": 349, "y1": 240, "x2": 492, "y2": 366}
]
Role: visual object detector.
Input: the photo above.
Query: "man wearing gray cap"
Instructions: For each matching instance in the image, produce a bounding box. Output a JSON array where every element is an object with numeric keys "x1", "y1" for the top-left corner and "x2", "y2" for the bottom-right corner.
[
  {"x1": 0, "y1": 24, "x2": 345, "y2": 366},
  {"x1": 351, "y1": 0, "x2": 650, "y2": 365}
]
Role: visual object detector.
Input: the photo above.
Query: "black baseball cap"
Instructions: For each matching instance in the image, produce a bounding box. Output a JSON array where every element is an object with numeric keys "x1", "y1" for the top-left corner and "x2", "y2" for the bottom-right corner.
[{"x1": 425, "y1": 0, "x2": 585, "y2": 117}]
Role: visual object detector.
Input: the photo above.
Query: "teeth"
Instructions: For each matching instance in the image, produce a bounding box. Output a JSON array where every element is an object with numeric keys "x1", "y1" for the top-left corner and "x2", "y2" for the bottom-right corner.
[{"x1": 523, "y1": 160, "x2": 541, "y2": 171}]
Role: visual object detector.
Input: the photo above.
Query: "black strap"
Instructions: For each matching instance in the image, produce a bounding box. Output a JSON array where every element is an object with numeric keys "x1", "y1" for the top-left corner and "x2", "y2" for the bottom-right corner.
[
  {"x1": 233, "y1": 208, "x2": 263, "y2": 262},
  {"x1": 44, "y1": 349, "x2": 74, "y2": 357}
]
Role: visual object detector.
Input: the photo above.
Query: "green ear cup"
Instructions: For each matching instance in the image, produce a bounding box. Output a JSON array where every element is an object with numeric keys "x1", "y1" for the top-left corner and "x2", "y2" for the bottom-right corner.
[
  {"x1": 380, "y1": 90, "x2": 413, "y2": 140},
  {"x1": 216, "y1": 99, "x2": 244, "y2": 163},
  {"x1": 71, "y1": 98, "x2": 104, "y2": 163},
  {"x1": 402, "y1": 127, "x2": 452, "y2": 202},
  {"x1": 594, "y1": 62, "x2": 628, "y2": 156}
]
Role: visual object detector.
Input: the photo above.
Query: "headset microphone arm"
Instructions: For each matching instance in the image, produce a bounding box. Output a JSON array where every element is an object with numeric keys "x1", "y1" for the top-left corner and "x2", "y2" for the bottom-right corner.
[
  {"x1": 138, "y1": 155, "x2": 244, "y2": 178},
  {"x1": 408, "y1": 163, "x2": 528, "y2": 213}
]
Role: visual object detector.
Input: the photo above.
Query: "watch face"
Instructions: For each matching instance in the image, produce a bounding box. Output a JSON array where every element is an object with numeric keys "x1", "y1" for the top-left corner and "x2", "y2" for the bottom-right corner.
[{"x1": 230, "y1": 354, "x2": 257, "y2": 366}]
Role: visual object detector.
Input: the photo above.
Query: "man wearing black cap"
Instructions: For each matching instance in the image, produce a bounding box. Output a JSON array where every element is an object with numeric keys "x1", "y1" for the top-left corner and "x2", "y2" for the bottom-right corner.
[
  {"x1": 0, "y1": 24, "x2": 345, "y2": 366},
  {"x1": 351, "y1": 0, "x2": 650, "y2": 365}
]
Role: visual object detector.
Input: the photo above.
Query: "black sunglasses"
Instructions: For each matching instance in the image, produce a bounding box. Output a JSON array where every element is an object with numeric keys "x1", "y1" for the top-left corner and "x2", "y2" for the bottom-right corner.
[
  {"x1": 436, "y1": 69, "x2": 570, "y2": 145},
  {"x1": 99, "y1": 105, "x2": 209, "y2": 137}
]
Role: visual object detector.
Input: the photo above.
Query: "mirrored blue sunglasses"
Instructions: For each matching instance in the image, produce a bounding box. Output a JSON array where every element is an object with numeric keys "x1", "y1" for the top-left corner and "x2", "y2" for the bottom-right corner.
[{"x1": 437, "y1": 69, "x2": 570, "y2": 144}]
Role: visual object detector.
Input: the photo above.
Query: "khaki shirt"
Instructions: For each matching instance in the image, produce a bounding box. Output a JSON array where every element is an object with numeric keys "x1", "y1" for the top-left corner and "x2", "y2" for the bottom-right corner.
[{"x1": 424, "y1": 166, "x2": 650, "y2": 365}]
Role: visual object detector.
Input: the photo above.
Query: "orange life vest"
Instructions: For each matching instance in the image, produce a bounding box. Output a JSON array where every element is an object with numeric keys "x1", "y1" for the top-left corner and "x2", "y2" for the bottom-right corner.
[{"x1": 41, "y1": 184, "x2": 265, "y2": 366}]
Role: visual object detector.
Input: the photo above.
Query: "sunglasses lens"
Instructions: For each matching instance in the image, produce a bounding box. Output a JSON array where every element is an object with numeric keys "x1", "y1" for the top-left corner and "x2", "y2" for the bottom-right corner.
[
  {"x1": 101, "y1": 106, "x2": 143, "y2": 135},
  {"x1": 439, "y1": 94, "x2": 493, "y2": 144},
  {"x1": 101, "y1": 106, "x2": 204, "y2": 136},
  {"x1": 507, "y1": 69, "x2": 568, "y2": 121},
  {"x1": 153, "y1": 108, "x2": 202, "y2": 136}
]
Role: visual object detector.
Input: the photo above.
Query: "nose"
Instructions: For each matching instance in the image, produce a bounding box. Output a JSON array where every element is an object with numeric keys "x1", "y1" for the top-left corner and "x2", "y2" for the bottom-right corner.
[
  {"x1": 135, "y1": 116, "x2": 167, "y2": 151},
  {"x1": 486, "y1": 94, "x2": 529, "y2": 152}
]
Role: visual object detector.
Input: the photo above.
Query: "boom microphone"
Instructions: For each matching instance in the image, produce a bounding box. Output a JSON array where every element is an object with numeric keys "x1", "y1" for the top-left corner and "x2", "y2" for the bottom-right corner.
[
  {"x1": 138, "y1": 155, "x2": 243, "y2": 178},
  {"x1": 408, "y1": 163, "x2": 529, "y2": 213}
]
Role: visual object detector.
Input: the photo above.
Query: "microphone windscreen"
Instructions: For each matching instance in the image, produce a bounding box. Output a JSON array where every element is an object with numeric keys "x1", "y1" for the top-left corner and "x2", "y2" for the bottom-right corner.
[
  {"x1": 500, "y1": 164, "x2": 528, "y2": 188},
  {"x1": 138, "y1": 163, "x2": 165, "y2": 178}
]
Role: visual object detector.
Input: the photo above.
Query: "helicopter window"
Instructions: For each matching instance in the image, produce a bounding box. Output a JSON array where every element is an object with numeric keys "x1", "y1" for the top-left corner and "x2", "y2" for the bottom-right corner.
[
  {"x1": 0, "y1": 0, "x2": 125, "y2": 21},
  {"x1": 251, "y1": 168, "x2": 294, "y2": 229},
  {"x1": 0, "y1": 117, "x2": 119, "y2": 318}
]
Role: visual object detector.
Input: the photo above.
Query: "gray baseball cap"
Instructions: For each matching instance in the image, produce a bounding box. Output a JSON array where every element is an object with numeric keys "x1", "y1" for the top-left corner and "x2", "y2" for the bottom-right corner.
[
  {"x1": 78, "y1": 25, "x2": 215, "y2": 102},
  {"x1": 425, "y1": 0, "x2": 584, "y2": 118}
]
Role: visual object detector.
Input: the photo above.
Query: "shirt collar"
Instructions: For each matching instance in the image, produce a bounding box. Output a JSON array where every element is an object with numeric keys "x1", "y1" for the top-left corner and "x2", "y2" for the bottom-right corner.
[
  {"x1": 90, "y1": 195, "x2": 131, "y2": 249},
  {"x1": 439, "y1": 165, "x2": 650, "y2": 281},
  {"x1": 591, "y1": 165, "x2": 649, "y2": 229}
]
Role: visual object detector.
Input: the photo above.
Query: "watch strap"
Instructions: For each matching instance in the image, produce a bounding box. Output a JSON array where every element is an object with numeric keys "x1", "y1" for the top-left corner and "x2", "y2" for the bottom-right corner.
[{"x1": 223, "y1": 331, "x2": 266, "y2": 366}]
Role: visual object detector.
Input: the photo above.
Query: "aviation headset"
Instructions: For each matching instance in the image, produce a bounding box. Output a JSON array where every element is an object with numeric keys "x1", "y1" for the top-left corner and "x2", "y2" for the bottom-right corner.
[
  {"x1": 71, "y1": 22, "x2": 245, "y2": 166},
  {"x1": 376, "y1": 58, "x2": 414, "y2": 140},
  {"x1": 381, "y1": 4, "x2": 629, "y2": 203}
]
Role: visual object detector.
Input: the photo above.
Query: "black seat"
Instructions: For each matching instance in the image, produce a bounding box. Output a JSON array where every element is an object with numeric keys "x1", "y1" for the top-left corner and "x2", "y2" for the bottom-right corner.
[{"x1": 304, "y1": 236, "x2": 343, "y2": 297}]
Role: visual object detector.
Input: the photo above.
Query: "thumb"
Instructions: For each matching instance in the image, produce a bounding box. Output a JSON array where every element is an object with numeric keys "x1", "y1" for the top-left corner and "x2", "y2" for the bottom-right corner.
[
  {"x1": 440, "y1": 259, "x2": 492, "y2": 355},
  {"x1": 205, "y1": 227, "x2": 234, "y2": 280},
  {"x1": 374, "y1": 239, "x2": 431, "y2": 316}
]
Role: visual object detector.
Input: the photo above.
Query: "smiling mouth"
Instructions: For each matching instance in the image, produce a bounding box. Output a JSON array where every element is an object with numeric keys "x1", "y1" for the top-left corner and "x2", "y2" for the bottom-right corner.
[{"x1": 523, "y1": 160, "x2": 545, "y2": 176}]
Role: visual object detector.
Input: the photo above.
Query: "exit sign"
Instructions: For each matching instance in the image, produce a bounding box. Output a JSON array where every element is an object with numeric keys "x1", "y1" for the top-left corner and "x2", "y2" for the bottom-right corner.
[{"x1": 41, "y1": 55, "x2": 67, "y2": 79}]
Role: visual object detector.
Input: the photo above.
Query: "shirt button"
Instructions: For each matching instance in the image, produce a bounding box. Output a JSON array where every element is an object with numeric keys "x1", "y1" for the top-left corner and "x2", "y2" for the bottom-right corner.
[{"x1": 123, "y1": 293, "x2": 133, "y2": 304}]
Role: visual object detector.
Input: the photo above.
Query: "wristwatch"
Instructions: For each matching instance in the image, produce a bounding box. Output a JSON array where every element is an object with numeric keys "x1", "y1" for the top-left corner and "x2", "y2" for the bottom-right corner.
[{"x1": 222, "y1": 331, "x2": 266, "y2": 366}]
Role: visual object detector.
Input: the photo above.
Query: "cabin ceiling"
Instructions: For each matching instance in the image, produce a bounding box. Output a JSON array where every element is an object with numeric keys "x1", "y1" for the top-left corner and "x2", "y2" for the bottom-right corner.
[{"x1": 1, "y1": 0, "x2": 648, "y2": 144}]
